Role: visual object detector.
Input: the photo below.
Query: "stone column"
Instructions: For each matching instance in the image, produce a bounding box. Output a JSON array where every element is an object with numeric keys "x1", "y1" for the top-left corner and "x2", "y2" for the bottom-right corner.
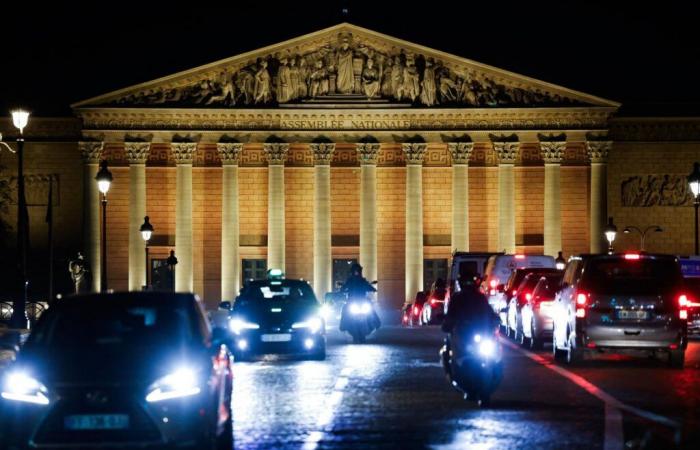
[
  {"x1": 264, "y1": 143, "x2": 289, "y2": 272},
  {"x1": 172, "y1": 142, "x2": 197, "y2": 292},
  {"x1": 540, "y1": 140, "x2": 566, "y2": 257},
  {"x1": 586, "y1": 140, "x2": 612, "y2": 254},
  {"x1": 311, "y1": 143, "x2": 335, "y2": 299},
  {"x1": 357, "y1": 143, "x2": 380, "y2": 284},
  {"x1": 403, "y1": 142, "x2": 427, "y2": 302},
  {"x1": 493, "y1": 141, "x2": 519, "y2": 253},
  {"x1": 79, "y1": 141, "x2": 104, "y2": 293},
  {"x1": 449, "y1": 142, "x2": 474, "y2": 253},
  {"x1": 218, "y1": 143, "x2": 243, "y2": 300},
  {"x1": 126, "y1": 142, "x2": 151, "y2": 291}
]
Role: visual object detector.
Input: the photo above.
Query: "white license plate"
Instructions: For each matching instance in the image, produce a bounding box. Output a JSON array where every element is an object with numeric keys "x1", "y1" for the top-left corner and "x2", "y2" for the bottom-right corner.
[
  {"x1": 261, "y1": 333, "x2": 292, "y2": 342},
  {"x1": 617, "y1": 310, "x2": 648, "y2": 320},
  {"x1": 64, "y1": 414, "x2": 129, "y2": 430}
]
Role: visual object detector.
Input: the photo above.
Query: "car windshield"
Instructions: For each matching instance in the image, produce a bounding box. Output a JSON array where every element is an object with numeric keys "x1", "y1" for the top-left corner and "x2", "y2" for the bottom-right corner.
[
  {"x1": 30, "y1": 303, "x2": 197, "y2": 350},
  {"x1": 239, "y1": 280, "x2": 318, "y2": 304},
  {"x1": 584, "y1": 257, "x2": 682, "y2": 295}
]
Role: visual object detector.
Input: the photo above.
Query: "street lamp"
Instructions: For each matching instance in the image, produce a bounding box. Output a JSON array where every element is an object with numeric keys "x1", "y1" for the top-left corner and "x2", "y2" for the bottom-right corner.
[
  {"x1": 687, "y1": 162, "x2": 700, "y2": 255},
  {"x1": 623, "y1": 225, "x2": 663, "y2": 251},
  {"x1": 166, "y1": 250, "x2": 178, "y2": 291},
  {"x1": 6, "y1": 110, "x2": 30, "y2": 329},
  {"x1": 604, "y1": 217, "x2": 617, "y2": 254},
  {"x1": 140, "y1": 216, "x2": 154, "y2": 290},
  {"x1": 555, "y1": 251, "x2": 566, "y2": 270},
  {"x1": 95, "y1": 160, "x2": 112, "y2": 292}
]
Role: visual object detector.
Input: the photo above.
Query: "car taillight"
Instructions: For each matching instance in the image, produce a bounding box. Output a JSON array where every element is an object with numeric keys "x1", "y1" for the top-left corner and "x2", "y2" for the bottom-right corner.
[
  {"x1": 512, "y1": 290, "x2": 517, "y2": 296},
  {"x1": 624, "y1": 253, "x2": 641, "y2": 260},
  {"x1": 679, "y1": 294, "x2": 689, "y2": 320},
  {"x1": 525, "y1": 292, "x2": 532, "y2": 301},
  {"x1": 575, "y1": 291, "x2": 588, "y2": 318},
  {"x1": 430, "y1": 298, "x2": 437, "y2": 306},
  {"x1": 489, "y1": 279, "x2": 498, "y2": 288},
  {"x1": 413, "y1": 306, "x2": 420, "y2": 316}
]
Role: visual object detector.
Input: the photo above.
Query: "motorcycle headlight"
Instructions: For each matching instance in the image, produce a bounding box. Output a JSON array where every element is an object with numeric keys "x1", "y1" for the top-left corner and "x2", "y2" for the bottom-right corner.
[
  {"x1": 478, "y1": 339, "x2": 496, "y2": 358},
  {"x1": 145, "y1": 367, "x2": 201, "y2": 403},
  {"x1": 229, "y1": 317, "x2": 260, "y2": 335},
  {"x1": 1, "y1": 371, "x2": 49, "y2": 405},
  {"x1": 350, "y1": 302, "x2": 372, "y2": 315},
  {"x1": 292, "y1": 316, "x2": 324, "y2": 333}
]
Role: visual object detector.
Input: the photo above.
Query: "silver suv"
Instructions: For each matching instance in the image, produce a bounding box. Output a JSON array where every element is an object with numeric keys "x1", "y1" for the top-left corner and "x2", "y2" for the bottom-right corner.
[{"x1": 552, "y1": 253, "x2": 688, "y2": 368}]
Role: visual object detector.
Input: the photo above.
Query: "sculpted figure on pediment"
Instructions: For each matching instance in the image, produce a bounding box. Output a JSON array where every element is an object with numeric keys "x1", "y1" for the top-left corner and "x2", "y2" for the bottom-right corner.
[
  {"x1": 390, "y1": 55, "x2": 404, "y2": 100},
  {"x1": 297, "y1": 57, "x2": 309, "y2": 98},
  {"x1": 206, "y1": 70, "x2": 236, "y2": 106},
  {"x1": 335, "y1": 37, "x2": 356, "y2": 94},
  {"x1": 254, "y1": 60, "x2": 272, "y2": 104},
  {"x1": 402, "y1": 55, "x2": 420, "y2": 102},
  {"x1": 420, "y1": 58, "x2": 437, "y2": 106},
  {"x1": 361, "y1": 58, "x2": 381, "y2": 98},
  {"x1": 276, "y1": 56, "x2": 294, "y2": 103},
  {"x1": 309, "y1": 59, "x2": 329, "y2": 98}
]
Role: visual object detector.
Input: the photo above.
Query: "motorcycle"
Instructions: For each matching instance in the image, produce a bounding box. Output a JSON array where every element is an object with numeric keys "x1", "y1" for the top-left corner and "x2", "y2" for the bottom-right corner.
[
  {"x1": 440, "y1": 323, "x2": 503, "y2": 406},
  {"x1": 339, "y1": 293, "x2": 381, "y2": 344}
]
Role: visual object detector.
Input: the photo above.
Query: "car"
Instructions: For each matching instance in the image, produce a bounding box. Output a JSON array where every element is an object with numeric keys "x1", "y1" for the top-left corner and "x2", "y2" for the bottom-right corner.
[
  {"x1": 444, "y1": 252, "x2": 501, "y2": 314},
  {"x1": 222, "y1": 269, "x2": 326, "y2": 360},
  {"x1": 402, "y1": 291, "x2": 427, "y2": 327},
  {"x1": 0, "y1": 292, "x2": 233, "y2": 450},
  {"x1": 491, "y1": 266, "x2": 560, "y2": 331},
  {"x1": 552, "y1": 253, "x2": 688, "y2": 367},
  {"x1": 683, "y1": 277, "x2": 700, "y2": 334},
  {"x1": 421, "y1": 279, "x2": 448, "y2": 325},
  {"x1": 506, "y1": 269, "x2": 562, "y2": 341},
  {"x1": 520, "y1": 273, "x2": 564, "y2": 349}
]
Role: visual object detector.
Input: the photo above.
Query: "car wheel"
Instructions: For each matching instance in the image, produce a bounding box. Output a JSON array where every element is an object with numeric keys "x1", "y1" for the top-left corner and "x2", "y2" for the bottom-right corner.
[
  {"x1": 216, "y1": 410, "x2": 233, "y2": 450},
  {"x1": 529, "y1": 319, "x2": 543, "y2": 350},
  {"x1": 566, "y1": 332, "x2": 584, "y2": 365},
  {"x1": 668, "y1": 349, "x2": 685, "y2": 369},
  {"x1": 517, "y1": 327, "x2": 526, "y2": 346},
  {"x1": 311, "y1": 344, "x2": 327, "y2": 361},
  {"x1": 552, "y1": 327, "x2": 567, "y2": 361}
]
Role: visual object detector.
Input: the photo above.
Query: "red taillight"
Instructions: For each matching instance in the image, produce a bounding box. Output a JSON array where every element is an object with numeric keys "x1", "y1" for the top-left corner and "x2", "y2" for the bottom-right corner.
[
  {"x1": 525, "y1": 292, "x2": 532, "y2": 301},
  {"x1": 586, "y1": 342, "x2": 596, "y2": 349},
  {"x1": 576, "y1": 308, "x2": 586, "y2": 318},
  {"x1": 413, "y1": 306, "x2": 419, "y2": 316},
  {"x1": 576, "y1": 292, "x2": 588, "y2": 306},
  {"x1": 624, "y1": 253, "x2": 641, "y2": 260},
  {"x1": 512, "y1": 290, "x2": 517, "y2": 296},
  {"x1": 679, "y1": 294, "x2": 689, "y2": 320},
  {"x1": 490, "y1": 279, "x2": 498, "y2": 288},
  {"x1": 669, "y1": 343, "x2": 679, "y2": 350},
  {"x1": 430, "y1": 299, "x2": 437, "y2": 306}
]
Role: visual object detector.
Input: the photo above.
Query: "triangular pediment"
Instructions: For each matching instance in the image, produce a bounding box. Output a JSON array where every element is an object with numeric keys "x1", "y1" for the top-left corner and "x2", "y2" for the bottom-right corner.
[{"x1": 73, "y1": 23, "x2": 618, "y2": 109}]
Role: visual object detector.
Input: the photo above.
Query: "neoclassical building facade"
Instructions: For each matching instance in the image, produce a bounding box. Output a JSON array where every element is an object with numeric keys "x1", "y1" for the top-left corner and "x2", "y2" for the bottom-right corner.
[{"x1": 3, "y1": 23, "x2": 697, "y2": 309}]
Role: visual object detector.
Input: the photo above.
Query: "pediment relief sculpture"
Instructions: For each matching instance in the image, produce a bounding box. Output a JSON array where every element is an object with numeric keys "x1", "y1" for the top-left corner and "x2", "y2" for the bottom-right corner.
[{"x1": 77, "y1": 24, "x2": 615, "y2": 110}]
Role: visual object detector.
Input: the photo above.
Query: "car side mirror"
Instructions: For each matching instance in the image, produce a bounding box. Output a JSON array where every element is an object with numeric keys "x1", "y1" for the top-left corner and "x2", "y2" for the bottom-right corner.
[{"x1": 218, "y1": 301, "x2": 232, "y2": 310}]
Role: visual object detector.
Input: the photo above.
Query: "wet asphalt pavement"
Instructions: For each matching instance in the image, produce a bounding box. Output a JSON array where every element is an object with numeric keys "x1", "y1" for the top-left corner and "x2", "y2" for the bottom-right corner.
[{"x1": 230, "y1": 325, "x2": 700, "y2": 450}]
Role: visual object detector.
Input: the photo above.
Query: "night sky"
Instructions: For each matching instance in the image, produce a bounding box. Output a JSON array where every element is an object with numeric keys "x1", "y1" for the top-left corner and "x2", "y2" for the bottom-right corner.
[{"x1": 1, "y1": 1, "x2": 698, "y2": 116}]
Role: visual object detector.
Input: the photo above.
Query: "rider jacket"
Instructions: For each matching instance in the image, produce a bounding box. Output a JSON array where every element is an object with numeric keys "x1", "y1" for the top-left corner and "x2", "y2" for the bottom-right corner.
[{"x1": 442, "y1": 284, "x2": 499, "y2": 334}]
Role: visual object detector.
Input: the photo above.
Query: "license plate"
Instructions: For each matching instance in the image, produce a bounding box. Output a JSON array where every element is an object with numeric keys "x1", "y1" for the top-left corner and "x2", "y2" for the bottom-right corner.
[
  {"x1": 617, "y1": 309, "x2": 648, "y2": 320},
  {"x1": 261, "y1": 333, "x2": 291, "y2": 342},
  {"x1": 64, "y1": 414, "x2": 129, "y2": 430}
]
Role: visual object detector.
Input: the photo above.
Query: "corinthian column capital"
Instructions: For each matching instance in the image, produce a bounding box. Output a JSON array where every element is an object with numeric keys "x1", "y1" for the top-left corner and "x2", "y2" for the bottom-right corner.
[
  {"x1": 263, "y1": 143, "x2": 289, "y2": 165},
  {"x1": 586, "y1": 140, "x2": 612, "y2": 164},
  {"x1": 310, "y1": 142, "x2": 336, "y2": 165},
  {"x1": 448, "y1": 142, "x2": 474, "y2": 165},
  {"x1": 402, "y1": 142, "x2": 427, "y2": 165},
  {"x1": 540, "y1": 141, "x2": 566, "y2": 164},
  {"x1": 79, "y1": 141, "x2": 104, "y2": 163},
  {"x1": 217, "y1": 142, "x2": 243, "y2": 166},
  {"x1": 171, "y1": 142, "x2": 198, "y2": 165},
  {"x1": 492, "y1": 141, "x2": 519, "y2": 165},
  {"x1": 356, "y1": 143, "x2": 380, "y2": 165},
  {"x1": 125, "y1": 142, "x2": 151, "y2": 164}
]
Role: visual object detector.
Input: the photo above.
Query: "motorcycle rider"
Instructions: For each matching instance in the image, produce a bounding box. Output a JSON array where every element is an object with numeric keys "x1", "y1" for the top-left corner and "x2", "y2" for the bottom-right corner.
[{"x1": 339, "y1": 263, "x2": 380, "y2": 331}]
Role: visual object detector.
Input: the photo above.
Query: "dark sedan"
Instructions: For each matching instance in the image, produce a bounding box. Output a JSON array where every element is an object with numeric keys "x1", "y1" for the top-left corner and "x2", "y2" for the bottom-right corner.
[
  {"x1": 223, "y1": 273, "x2": 326, "y2": 360},
  {"x1": 0, "y1": 292, "x2": 233, "y2": 450}
]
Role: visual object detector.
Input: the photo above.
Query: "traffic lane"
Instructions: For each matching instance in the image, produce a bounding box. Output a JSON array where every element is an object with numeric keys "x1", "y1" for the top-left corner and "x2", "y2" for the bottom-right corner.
[
  {"x1": 318, "y1": 326, "x2": 604, "y2": 450},
  {"x1": 543, "y1": 339, "x2": 700, "y2": 443}
]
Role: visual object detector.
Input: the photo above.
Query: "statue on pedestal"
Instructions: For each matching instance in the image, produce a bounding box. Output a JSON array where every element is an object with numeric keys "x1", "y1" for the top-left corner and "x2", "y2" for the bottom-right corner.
[{"x1": 68, "y1": 253, "x2": 91, "y2": 294}]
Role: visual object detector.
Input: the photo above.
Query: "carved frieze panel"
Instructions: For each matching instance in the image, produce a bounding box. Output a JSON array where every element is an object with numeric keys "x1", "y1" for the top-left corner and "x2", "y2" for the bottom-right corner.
[
  {"x1": 74, "y1": 24, "x2": 616, "y2": 113},
  {"x1": 621, "y1": 174, "x2": 693, "y2": 207}
]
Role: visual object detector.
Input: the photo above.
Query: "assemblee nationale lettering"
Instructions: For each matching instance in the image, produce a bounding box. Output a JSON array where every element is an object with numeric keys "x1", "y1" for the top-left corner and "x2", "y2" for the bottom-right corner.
[{"x1": 280, "y1": 119, "x2": 412, "y2": 129}]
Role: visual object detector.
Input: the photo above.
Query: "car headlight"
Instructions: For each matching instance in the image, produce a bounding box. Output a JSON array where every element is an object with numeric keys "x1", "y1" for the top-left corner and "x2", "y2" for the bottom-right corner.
[
  {"x1": 145, "y1": 368, "x2": 201, "y2": 403},
  {"x1": 229, "y1": 317, "x2": 260, "y2": 335},
  {"x1": 349, "y1": 302, "x2": 372, "y2": 315},
  {"x1": 478, "y1": 339, "x2": 496, "y2": 358},
  {"x1": 1, "y1": 371, "x2": 49, "y2": 405},
  {"x1": 320, "y1": 304, "x2": 332, "y2": 321},
  {"x1": 292, "y1": 316, "x2": 324, "y2": 333}
]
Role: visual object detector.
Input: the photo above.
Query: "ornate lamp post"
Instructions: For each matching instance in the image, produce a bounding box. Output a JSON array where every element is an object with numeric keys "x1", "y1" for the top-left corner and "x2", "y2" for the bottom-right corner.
[
  {"x1": 95, "y1": 160, "x2": 112, "y2": 292},
  {"x1": 604, "y1": 217, "x2": 617, "y2": 254},
  {"x1": 166, "y1": 250, "x2": 178, "y2": 291},
  {"x1": 555, "y1": 251, "x2": 566, "y2": 270},
  {"x1": 140, "y1": 216, "x2": 154, "y2": 290},
  {"x1": 5, "y1": 110, "x2": 30, "y2": 329},
  {"x1": 687, "y1": 162, "x2": 700, "y2": 255},
  {"x1": 623, "y1": 225, "x2": 663, "y2": 251}
]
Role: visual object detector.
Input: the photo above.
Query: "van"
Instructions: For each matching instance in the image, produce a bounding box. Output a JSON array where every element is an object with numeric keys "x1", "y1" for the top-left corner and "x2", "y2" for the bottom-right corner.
[{"x1": 481, "y1": 254, "x2": 557, "y2": 297}]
